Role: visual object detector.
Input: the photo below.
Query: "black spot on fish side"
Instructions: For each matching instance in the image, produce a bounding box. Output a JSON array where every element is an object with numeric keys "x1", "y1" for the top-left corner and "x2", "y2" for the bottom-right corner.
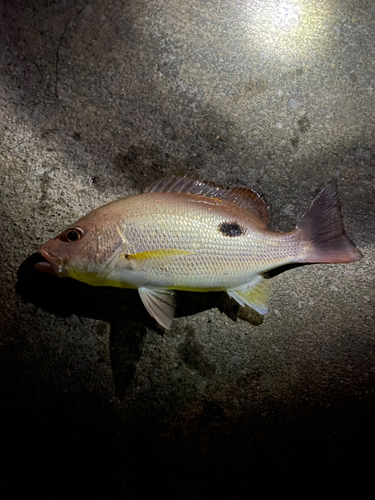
[{"x1": 218, "y1": 221, "x2": 244, "y2": 237}]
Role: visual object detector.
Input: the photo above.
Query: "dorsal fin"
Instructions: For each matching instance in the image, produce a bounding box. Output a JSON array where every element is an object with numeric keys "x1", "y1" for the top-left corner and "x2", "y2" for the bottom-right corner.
[{"x1": 146, "y1": 175, "x2": 269, "y2": 222}]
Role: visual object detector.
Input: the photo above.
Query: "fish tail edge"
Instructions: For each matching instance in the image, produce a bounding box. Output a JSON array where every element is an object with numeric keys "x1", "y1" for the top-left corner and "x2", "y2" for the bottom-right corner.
[{"x1": 297, "y1": 182, "x2": 362, "y2": 264}]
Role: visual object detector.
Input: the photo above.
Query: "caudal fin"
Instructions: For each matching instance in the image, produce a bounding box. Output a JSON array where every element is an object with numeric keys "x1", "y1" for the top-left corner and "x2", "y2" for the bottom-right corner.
[{"x1": 298, "y1": 183, "x2": 362, "y2": 264}]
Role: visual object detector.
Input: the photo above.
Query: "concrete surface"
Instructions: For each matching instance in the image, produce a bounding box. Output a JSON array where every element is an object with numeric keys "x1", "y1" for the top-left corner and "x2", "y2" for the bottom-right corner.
[{"x1": 1, "y1": 0, "x2": 374, "y2": 498}]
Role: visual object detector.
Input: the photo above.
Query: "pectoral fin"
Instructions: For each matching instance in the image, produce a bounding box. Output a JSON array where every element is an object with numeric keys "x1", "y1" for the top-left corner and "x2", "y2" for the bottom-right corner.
[
  {"x1": 138, "y1": 287, "x2": 177, "y2": 329},
  {"x1": 227, "y1": 277, "x2": 270, "y2": 315}
]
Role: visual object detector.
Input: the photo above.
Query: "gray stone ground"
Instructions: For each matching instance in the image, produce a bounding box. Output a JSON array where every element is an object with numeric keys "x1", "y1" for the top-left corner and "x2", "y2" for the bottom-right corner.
[{"x1": 1, "y1": 0, "x2": 374, "y2": 498}]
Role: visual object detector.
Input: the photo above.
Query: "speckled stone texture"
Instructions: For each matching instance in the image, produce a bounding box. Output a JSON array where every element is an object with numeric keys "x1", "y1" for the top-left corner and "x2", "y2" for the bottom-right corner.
[{"x1": 1, "y1": 0, "x2": 374, "y2": 498}]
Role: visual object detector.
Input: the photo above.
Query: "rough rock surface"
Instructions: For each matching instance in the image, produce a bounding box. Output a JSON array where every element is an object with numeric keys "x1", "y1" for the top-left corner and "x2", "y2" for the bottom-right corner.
[{"x1": 1, "y1": 0, "x2": 374, "y2": 498}]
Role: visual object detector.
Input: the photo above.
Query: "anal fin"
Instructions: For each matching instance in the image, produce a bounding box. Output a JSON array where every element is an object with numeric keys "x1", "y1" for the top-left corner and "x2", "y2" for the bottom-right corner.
[
  {"x1": 138, "y1": 287, "x2": 176, "y2": 329},
  {"x1": 227, "y1": 277, "x2": 270, "y2": 315}
]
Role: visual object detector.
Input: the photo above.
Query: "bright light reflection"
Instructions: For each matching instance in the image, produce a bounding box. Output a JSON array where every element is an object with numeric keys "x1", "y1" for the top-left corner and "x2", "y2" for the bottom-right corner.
[
  {"x1": 242, "y1": 0, "x2": 331, "y2": 62},
  {"x1": 273, "y1": 2, "x2": 300, "y2": 29}
]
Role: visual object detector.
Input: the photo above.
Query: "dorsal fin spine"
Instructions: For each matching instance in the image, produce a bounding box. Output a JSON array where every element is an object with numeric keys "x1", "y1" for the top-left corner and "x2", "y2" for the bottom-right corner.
[{"x1": 147, "y1": 175, "x2": 269, "y2": 222}]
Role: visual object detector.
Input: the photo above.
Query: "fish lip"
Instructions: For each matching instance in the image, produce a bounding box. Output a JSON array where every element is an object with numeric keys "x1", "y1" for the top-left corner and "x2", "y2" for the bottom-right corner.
[{"x1": 36, "y1": 248, "x2": 64, "y2": 275}]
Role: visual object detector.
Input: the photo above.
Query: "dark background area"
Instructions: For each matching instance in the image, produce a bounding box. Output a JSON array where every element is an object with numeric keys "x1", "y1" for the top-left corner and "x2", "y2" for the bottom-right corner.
[{"x1": 1, "y1": 0, "x2": 374, "y2": 498}]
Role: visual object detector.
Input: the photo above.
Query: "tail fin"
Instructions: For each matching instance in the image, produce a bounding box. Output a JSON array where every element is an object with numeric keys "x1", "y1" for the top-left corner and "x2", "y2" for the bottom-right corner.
[{"x1": 298, "y1": 183, "x2": 362, "y2": 264}]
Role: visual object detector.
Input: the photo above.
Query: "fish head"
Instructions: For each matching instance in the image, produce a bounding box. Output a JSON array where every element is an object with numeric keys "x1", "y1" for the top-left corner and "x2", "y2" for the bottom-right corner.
[{"x1": 35, "y1": 205, "x2": 125, "y2": 280}]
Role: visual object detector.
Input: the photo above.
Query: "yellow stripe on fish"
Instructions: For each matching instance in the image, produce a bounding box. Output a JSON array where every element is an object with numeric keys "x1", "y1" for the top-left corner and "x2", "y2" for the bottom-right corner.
[{"x1": 123, "y1": 248, "x2": 194, "y2": 262}]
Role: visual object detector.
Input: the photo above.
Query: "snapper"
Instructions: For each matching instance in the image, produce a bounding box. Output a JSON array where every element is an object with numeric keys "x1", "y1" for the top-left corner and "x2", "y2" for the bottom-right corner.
[{"x1": 36, "y1": 176, "x2": 362, "y2": 328}]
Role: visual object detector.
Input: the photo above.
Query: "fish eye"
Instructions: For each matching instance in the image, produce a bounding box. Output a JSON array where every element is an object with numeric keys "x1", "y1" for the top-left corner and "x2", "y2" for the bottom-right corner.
[{"x1": 63, "y1": 228, "x2": 83, "y2": 243}]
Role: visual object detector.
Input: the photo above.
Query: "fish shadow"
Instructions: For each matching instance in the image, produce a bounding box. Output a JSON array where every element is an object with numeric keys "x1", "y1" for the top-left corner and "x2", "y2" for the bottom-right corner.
[{"x1": 16, "y1": 254, "x2": 263, "y2": 397}]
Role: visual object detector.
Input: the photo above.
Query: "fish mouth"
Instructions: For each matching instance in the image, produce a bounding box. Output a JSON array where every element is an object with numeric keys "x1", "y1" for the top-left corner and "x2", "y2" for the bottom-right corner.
[{"x1": 35, "y1": 248, "x2": 64, "y2": 275}]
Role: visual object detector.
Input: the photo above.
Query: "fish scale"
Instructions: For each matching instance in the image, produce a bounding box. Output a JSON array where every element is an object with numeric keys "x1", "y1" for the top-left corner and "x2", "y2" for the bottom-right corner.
[{"x1": 113, "y1": 192, "x2": 299, "y2": 289}]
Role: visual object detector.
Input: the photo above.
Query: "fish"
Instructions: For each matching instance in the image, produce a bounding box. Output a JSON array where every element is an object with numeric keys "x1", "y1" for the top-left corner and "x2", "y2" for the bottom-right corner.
[{"x1": 35, "y1": 175, "x2": 362, "y2": 328}]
